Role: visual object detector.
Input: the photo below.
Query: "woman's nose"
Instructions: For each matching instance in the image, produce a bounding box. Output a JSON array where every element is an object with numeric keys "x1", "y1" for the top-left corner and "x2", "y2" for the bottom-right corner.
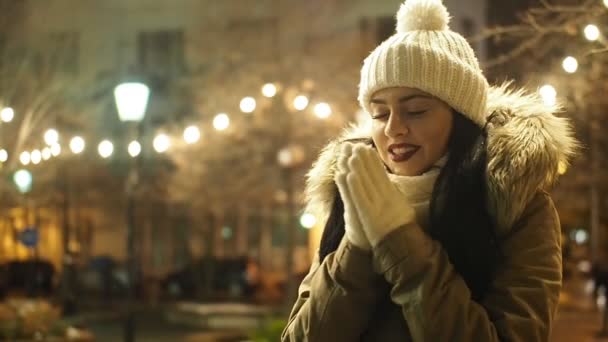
[{"x1": 384, "y1": 112, "x2": 408, "y2": 138}]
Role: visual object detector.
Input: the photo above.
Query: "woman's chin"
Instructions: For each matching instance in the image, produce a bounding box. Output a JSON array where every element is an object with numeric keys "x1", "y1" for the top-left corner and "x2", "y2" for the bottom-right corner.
[{"x1": 390, "y1": 163, "x2": 422, "y2": 177}]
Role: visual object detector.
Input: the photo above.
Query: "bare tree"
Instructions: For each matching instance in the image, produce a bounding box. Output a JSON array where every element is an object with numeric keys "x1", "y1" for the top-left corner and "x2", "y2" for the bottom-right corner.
[{"x1": 474, "y1": 0, "x2": 608, "y2": 251}]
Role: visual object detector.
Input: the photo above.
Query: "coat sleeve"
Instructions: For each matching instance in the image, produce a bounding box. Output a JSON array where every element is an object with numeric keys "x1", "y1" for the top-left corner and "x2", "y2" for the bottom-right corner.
[
  {"x1": 372, "y1": 192, "x2": 562, "y2": 341},
  {"x1": 282, "y1": 236, "x2": 384, "y2": 341}
]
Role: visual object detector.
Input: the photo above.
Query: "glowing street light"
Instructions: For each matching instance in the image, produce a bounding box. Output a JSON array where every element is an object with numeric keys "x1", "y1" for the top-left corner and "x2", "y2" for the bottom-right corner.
[
  {"x1": 1, "y1": 107, "x2": 14, "y2": 122},
  {"x1": 114, "y1": 83, "x2": 150, "y2": 122},
  {"x1": 153, "y1": 134, "x2": 170, "y2": 153},
  {"x1": 114, "y1": 81, "x2": 149, "y2": 342},
  {"x1": 293, "y1": 95, "x2": 309, "y2": 111},
  {"x1": 562, "y1": 56, "x2": 578, "y2": 73},
  {"x1": 50, "y1": 143, "x2": 61, "y2": 157},
  {"x1": 277, "y1": 145, "x2": 305, "y2": 168},
  {"x1": 313, "y1": 102, "x2": 332, "y2": 119},
  {"x1": 13, "y1": 169, "x2": 32, "y2": 194},
  {"x1": 98, "y1": 140, "x2": 114, "y2": 158},
  {"x1": 584, "y1": 24, "x2": 600, "y2": 41},
  {"x1": 30, "y1": 150, "x2": 42, "y2": 165},
  {"x1": 539, "y1": 84, "x2": 557, "y2": 106},
  {"x1": 262, "y1": 83, "x2": 277, "y2": 98},
  {"x1": 240, "y1": 97, "x2": 256, "y2": 113},
  {"x1": 213, "y1": 113, "x2": 230, "y2": 131},
  {"x1": 44, "y1": 129, "x2": 59, "y2": 146},
  {"x1": 576, "y1": 229, "x2": 589, "y2": 244},
  {"x1": 0, "y1": 149, "x2": 7, "y2": 162},
  {"x1": 70, "y1": 136, "x2": 85, "y2": 154},
  {"x1": 41, "y1": 147, "x2": 51, "y2": 160},
  {"x1": 127, "y1": 141, "x2": 141, "y2": 157},
  {"x1": 20, "y1": 151, "x2": 31, "y2": 165},
  {"x1": 558, "y1": 161, "x2": 568, "y2": 175},
  {"x1": 183, "y1": 126, "x2": 200, "y2": 144},
  {"x1": 300, "y1": 213, "x2": 317, "y2": 229}
]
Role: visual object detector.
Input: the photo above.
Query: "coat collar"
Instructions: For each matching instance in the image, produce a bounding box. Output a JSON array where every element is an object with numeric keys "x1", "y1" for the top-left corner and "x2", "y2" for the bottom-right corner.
[{"x1": 304, "y1": 82, "x2": 578, "y2": 236}]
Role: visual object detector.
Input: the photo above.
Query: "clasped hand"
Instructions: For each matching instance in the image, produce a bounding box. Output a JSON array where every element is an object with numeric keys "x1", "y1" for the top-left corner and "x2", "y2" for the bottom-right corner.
[{"x1": 334, "y1": 143, "x2": 415, "y2": 249}]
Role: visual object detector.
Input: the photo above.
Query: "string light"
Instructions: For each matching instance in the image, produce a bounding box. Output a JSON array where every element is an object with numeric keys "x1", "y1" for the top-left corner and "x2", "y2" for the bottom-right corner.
[
  {"x1": 44, "y1": 129, "x2": 59, "y2": 146},
  {"x1": 12, "y1": 82, "x2": 338, "y2": 162},
  {"x1": 41, "y1": 147, "x2": 51, "y2": 160},
  {"x1": 153, "y1": 134, "x2": 170, "y2": 153},
  {"x1": 539, "y1": 84, "x2": 557, "y2": 106},
  {"x1": 50, "y1": 143, "x2": 61, "y2": 157},
  {"x1": 558, "y1": 161, "x2": 568, "y2": 175},
  {"x1": 70, "y1": 136, "x2": 85, "y2": 154},
  {"x1": 300, "y1": 213, "x2": 317, "y2": 229},
  {"x1": 293, "y1": 95, "x2": 309, "y2": 111},
  {"x1": 183, "y1": 126, "x2": 200, "y2": 144},
  {"x1": 0, "y1": 149, "x2": 7, "y2": 162},
  {"x1": 98, "y1": 140, "x2": 114, "y2": 158},
  {"x1": 262, "y1": 83, "x2": 277, "y2": 97},
  {"x1": 19, "y1": 151, "x2": 30, "y2": 165},
  {"x1": 562, "y1": 56, "x2": 578, "y2": 73},
  {"x1": 30, "y1": 150, "x2": 42, "y2": 165},
  {"x1": 584, "y1": 24, "x2": 600, "y2": 41},
  {"x1": 240, "y1": 97, "x2": 256, "y2": 113},
  {"x1": 313, "y1": 103, "x2": 332, "y2": 119},
  {"x1": 128, "y1": 141, "x2": 141, "y2": 157},
  {"x1": 213, "y1": 113, "x2": 230, "y2": 131},
  {"x1": 1, "y1": 107, "x2": 14, "y2": 122}
]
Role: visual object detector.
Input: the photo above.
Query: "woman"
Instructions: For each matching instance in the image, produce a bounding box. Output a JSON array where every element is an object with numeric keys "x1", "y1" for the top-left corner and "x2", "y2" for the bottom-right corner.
[{"x1": 282, "y1": 0, "x2": 577, "y2": 341}]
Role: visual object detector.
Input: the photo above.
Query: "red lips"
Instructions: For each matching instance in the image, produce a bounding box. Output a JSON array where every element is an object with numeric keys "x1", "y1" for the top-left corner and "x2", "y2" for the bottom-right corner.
[{"x1": 388, "y1": 143, "x2": 420, "y2": 162}]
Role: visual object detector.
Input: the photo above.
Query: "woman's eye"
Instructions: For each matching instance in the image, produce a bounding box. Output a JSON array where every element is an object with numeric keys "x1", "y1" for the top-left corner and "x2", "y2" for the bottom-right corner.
[
  {"x1": 372, "y1": 112, "x2": 389, "y2": 120},
  {"x1": 407, "y1": 110, "x2": 427, "y2": 116}
]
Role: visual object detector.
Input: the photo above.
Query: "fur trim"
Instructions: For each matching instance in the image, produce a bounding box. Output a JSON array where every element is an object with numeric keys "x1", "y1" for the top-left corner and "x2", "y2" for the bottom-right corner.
[
  {"x1": 485, "y1": 82, "x2": 579, "y2": 235},
  {"x1": 303, "y1": 123, "x2": 371, "y2": 225},
  {"x1": 304, "y1": 82, "x2": 579, "y2": 236}
]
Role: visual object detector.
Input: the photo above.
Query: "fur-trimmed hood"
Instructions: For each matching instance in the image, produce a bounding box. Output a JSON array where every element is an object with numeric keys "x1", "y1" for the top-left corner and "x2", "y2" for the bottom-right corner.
[{"x1": 304, "y1": 83, "x2": 578, "y2": 237}]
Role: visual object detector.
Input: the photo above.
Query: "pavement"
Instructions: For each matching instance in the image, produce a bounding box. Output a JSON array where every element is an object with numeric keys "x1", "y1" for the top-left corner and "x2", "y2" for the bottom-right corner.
[
  {"x1": 72, "y1": 275, "x2": 607, "y2": 341},
  {"x1": 79, "y1": 305, "x2": 251, "y2": 342},
  {"x1": 552, "y1": 274, "x2": 608, "y2": 342}
]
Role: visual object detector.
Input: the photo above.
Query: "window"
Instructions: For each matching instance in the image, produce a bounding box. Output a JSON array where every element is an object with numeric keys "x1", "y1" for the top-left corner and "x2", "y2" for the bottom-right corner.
[
  {"x1": 225, "y1": 18, "x2": 277, "y2": 62},
  {"x1": 360, "y1": 16, "x2": 396, "y2": 47},
  {"x1": 460, "y1": 17, "x2": 481, "y2": 57},
  {"x1": 48, "y1": 31, "x2": 80, "y2": 75},
  {"x1": 137, "y1": 30, "x2": 184, "y2": 76},
  {"x1": 375, "y1": 16, "x2": 396, "y2": 44},
  {"x1": 0, "y1": 33, "x2": 6, "y2": 59},
  {"x1": 461, "y1": 18, "x2": 476, "y2": 38}
]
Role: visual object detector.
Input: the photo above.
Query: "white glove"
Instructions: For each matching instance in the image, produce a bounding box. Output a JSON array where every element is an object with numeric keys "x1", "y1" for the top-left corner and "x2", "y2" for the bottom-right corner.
[
  {"x1": 343, "y1": 144, "x2": 415, "y2": 247},
  {"x1": 334, "y1": 143, "x2": 371, "y2": 250}
]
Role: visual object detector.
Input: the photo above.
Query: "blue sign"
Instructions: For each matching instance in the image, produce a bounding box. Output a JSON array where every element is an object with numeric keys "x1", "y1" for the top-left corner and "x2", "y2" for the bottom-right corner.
[{"x1": 19, "y1": 227, "x2": 39, "y2": 248}]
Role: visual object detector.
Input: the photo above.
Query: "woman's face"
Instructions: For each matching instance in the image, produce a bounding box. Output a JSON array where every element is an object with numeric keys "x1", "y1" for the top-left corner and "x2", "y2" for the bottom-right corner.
[{"x1": 370, "y1": 87, "x2": 453, "y2": 176}]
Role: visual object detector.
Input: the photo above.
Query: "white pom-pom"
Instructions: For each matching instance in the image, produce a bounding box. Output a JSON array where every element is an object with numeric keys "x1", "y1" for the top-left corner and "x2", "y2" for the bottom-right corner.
[{"x1": 396, "y1": 0, "x2": 451, "y2": 33}]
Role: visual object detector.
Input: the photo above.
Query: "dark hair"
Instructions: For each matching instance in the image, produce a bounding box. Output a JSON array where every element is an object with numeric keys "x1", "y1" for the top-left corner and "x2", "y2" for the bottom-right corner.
[{"x1": 318, "y1": 113, "x2": 502, "y2": 301}]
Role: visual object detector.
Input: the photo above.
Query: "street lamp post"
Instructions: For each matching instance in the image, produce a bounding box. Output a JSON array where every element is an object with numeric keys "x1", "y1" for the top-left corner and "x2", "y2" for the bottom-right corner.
[
  {"x1": 277, "y1": 144, "x2": 305, "y2": 310},
  {"x1": 13, "y1": 169, "x2": 37, "y2": 293},
  {"x1": 13, "y1": 168, "x2": 33, "y2": 230},
  {"x1": 114, "y1": 82, "x2": 149, "y2": 342},
  {"x1": 264, "y1": 84, "x2": 331, "y2": 310},
  {"x1": 13, "y1": 169, "x2": 33, "y2": 232}
]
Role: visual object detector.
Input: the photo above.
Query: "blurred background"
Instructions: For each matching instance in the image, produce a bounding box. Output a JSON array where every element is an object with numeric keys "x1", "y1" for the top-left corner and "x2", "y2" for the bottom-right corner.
[{"x1": 0, "y1": 0, "x2": 605, "y2": 341}]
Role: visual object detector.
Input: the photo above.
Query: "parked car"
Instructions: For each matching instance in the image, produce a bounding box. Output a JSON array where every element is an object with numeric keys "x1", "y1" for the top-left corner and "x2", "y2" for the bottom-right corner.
[
  {"x1": 78, "y1": 255, "x2": 133, "y2": 298},
  {"x1": 161, "y1": 256, "x2": 259, "y2": 300},
  {"x1": 1, "y1": 259, "x2": 55, "y2": 297}
]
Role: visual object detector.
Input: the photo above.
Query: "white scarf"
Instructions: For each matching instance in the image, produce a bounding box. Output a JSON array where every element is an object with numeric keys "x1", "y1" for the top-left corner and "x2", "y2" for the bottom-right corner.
[{"x1": 386, "y1": 156, "x2": 447, "y2": 230}]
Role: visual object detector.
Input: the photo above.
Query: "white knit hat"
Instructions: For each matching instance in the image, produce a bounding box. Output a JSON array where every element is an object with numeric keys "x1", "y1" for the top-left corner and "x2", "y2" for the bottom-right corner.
[{"x1": 358, "y1": 0, "x2": 489, "y2": 126}]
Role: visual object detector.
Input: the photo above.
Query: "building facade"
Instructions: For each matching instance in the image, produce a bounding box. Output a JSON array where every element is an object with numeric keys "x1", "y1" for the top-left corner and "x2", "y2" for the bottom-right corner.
[{"x1": 2, "y1": 0, "x2": 488, "y2": 278}]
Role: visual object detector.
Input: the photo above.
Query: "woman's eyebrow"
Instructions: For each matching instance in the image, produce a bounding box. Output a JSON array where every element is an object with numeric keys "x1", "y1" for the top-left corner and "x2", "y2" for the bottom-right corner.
[{"x1": 370, "y1": 94, "x2": 432, "y2": 105}]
